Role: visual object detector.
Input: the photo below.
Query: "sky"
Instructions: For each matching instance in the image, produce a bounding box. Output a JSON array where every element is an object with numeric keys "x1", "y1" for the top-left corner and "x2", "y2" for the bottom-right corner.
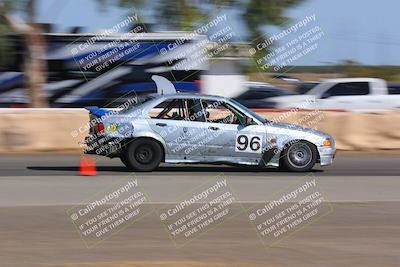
[{"x1": 35, "y1": 0, "x2": 400, "y2": 66}]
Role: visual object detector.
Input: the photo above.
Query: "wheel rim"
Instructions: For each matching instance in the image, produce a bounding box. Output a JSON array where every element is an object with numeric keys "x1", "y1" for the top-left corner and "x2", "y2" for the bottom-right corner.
[
  {"x1": 287, "y1": 143, "x2": 312, "y2": 168},
  {"x1": 135, "y1": 145, "x2": 154, "y2": 164}
]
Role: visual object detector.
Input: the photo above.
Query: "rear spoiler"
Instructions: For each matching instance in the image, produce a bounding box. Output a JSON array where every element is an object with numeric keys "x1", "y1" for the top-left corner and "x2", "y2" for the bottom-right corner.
[
  {"x1": 84, "y1": 106, "x2": 112, "y2": 118},
  {"x1": 152, "y1": 75, "x2": 177, "y2": 95}
]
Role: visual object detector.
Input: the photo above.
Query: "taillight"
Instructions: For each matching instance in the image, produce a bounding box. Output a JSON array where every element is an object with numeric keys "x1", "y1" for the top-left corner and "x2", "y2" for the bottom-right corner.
[{"x1": 96, "y1": 123, "x2": 105, "y2": 133}]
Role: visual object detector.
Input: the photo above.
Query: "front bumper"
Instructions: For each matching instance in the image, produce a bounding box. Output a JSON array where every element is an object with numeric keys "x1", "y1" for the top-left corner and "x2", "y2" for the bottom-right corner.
[{"x1": 317, "y1": 146, "x2": 336, "y2": 166}]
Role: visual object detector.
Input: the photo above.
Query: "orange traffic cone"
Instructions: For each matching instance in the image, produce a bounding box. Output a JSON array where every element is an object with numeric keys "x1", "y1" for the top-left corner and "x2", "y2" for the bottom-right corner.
[{"x1": 80, "y1": 156, "x2": 97, "y2": 176}]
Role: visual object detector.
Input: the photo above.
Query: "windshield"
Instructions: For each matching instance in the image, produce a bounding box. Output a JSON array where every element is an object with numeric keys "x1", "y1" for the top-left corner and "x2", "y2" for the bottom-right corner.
[
  {"x1": 238, "y1": 87, "x2": 295, "y2": 99},
  {"x1": 228, "y1": 98, "x2": 267, "y2": 123}
]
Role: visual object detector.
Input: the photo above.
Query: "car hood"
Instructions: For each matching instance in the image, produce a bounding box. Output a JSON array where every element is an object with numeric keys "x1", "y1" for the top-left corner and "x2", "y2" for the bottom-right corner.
[
  {"x1": 265, "y1": 121, "x2": 329, "y2": 139},
  {"x1": 268, "y1": 95, "x2": 316, "y2": 105}
]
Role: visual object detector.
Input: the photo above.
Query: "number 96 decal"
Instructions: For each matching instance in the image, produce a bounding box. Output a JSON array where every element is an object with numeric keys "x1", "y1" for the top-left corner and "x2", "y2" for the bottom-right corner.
[{"x1": 235, "y1": 134, "x2": 263, "y2": 153}]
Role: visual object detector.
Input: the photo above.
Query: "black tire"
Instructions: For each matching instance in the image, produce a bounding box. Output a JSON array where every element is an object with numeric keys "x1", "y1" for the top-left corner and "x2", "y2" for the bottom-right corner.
[
  {"x1": 120, "y1": 154, "x2": 133, "y2": 170},
  {"x1": 123, "y1": 139, "x2": 163, "y2": 172},
  {"x1": 280, "y1": 141, "x2": 318, "y2": 172}
]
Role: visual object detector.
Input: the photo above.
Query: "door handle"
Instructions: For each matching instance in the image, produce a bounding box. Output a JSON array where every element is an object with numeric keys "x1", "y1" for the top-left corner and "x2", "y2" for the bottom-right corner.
[
  {"x1": 156, "y1": 123, "x2": 167, "y2": 127},
  {"x1": 208, "y1": 126, "x2": 219, "y2": 131}
]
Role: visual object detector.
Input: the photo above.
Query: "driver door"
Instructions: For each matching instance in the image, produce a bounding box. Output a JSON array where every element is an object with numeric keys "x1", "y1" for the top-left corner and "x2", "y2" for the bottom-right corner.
[
  {"x1": 147, "y1": 98, "x2": 207, "y2": 162},
  {"x1": 200, "y1": 99, "x2": 266, "y2": 165}
]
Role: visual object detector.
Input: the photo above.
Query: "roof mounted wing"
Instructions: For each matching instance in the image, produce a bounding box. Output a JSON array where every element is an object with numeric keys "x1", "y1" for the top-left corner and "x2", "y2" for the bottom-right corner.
[{"x1": 152, "y1": 75, "x2": 177, "y2": 95}]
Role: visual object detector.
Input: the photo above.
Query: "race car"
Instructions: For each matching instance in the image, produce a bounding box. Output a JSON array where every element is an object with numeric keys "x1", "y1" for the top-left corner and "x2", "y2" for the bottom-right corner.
[{"x1": 84, "y1": 76, "x2": 336, "y2": 172}]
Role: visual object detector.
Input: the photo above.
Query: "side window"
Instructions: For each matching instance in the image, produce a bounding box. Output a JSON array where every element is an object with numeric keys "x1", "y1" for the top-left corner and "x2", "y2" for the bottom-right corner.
[
  {"x1": 201, "y1": 100, "x2": 247, "y2": 125},
  {"x1": 239, "y1": 90, "x2": 274, "y2": 100},
  {"x1": 185, "y1": 99, "x2": 206, "y2": 122},
  {"x1": 322, "y1": 82, "x2": 370, "y2": 98},
  {"x1": 256, "y1": 90, "x2": 277, "y2": 98},
  {"x1": 148, "y1": 98, "x2": 206, "y2": 122},
  {"x1": 149, "y1": 99, "x2": 186, "y2": 120},
  {"x1": 238, "y1": 91, "x2": 254, "y2": 100},
  {"x1": 250, "y1": 91, "x2": 271, "y2": 99}
]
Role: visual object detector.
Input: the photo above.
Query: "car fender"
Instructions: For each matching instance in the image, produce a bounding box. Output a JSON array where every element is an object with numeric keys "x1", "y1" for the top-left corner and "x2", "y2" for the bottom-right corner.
[
  {"x1": 264, "y1": 127, "x2": 324, "y2": 167},
  {"x1": 131, "y1": 130, "x2": 168, "y2": 152},
  {"x1": 263, "y1": 137, "x2": 320, "y2": 167}
]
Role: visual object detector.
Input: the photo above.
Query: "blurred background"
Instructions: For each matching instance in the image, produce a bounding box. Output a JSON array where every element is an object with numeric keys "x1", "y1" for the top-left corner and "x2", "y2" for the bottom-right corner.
[
  {"x1": 1, "y1": 0, "x2": 400, "y2": 108},
  {"x1": 0, "y1": 0, "x2": 400, "y2": 152},
  {"x1": 1, "y1": 3, "x2": 400, "y2": 267}
]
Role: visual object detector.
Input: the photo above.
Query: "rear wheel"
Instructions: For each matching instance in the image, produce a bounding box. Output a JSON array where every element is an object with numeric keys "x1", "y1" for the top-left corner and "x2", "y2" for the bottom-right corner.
[
  {"x1": 280, "y1": 141, "x2": 317, "y2": 172},
  {"x1": 123, "y1": 139, "x2": 163, "y2": 172},
  {"x1": 120, "y1": 154, "x2": 133, "y2": 170}
]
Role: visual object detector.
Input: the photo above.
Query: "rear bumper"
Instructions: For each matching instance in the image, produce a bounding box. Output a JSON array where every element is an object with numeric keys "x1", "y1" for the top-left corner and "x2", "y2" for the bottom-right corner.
[
  {"x1": 317, "y1": 146, "x2": 336, "y2": 167},
  {"x1": 84, "y1": 135, "x2": 123, "y2": 157}
]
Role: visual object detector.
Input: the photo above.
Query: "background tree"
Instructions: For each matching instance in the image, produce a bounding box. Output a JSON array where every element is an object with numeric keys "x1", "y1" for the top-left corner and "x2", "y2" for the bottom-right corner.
[
  {"x1": 97, "y1": 0, "x2": 303, "y2": 35},
  {"x1": 97, "y1": 0, "x2": 303, "y2": 70},
  {"x1": 244, "y1": 0, "x2": 303, "y2": 41},
  {"x1": 0, "y1": 0, "x2": 48, "y2": 107}
]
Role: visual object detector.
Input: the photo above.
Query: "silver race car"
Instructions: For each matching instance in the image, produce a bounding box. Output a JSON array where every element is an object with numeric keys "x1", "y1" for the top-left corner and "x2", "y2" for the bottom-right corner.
[{"x1": 84, "y1": 76, "x2": 335, "y2": 172}]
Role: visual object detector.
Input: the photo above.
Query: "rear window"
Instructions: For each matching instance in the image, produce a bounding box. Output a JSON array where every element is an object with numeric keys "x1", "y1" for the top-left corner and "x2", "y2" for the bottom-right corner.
[
  {"x1": 239, "y1": 88, "x2": 294, "y2": 100},
  {"x1": 388, "y1": 85, "x2": 400, "y2": 95},
  {"x1": 118, "y1": 95, "x2": 155, "y2": 114},
  {"x1": 323, "y1": 82, "x2": 370, "y2": 98}
]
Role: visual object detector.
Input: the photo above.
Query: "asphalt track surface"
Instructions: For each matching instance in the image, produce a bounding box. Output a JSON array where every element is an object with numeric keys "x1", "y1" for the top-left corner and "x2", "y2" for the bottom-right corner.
[
  {"x1": 1, "y1": 153, "x2": 400, "y2": 267},
  {"x1": 1, "y1": 152, "x2": 400, "y2": 177}
]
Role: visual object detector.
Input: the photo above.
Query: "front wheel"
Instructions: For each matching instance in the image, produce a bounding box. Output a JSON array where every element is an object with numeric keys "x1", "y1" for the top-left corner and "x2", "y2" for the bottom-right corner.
[
  {"x1": 122, "y1": 139, "x2": 163, "y2": 172},
  {"x1": 280, "y1": 141, "x2": 318, "y2": 172}
]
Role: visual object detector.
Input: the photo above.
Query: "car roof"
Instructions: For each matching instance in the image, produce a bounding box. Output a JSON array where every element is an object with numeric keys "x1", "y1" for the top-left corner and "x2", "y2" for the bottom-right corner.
[
  {"x1": 245, "y1": 81, "x2": 273, "y2": 87},
  {"x1": 246, "y1": 87, "x2": 280, "y2": 92},
  {"x1": 321, "y1": 78, "x2": 384, "y2": 83},
  {"x1": 151, "y1": 93, "x2": 228, "y2": 101}
]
